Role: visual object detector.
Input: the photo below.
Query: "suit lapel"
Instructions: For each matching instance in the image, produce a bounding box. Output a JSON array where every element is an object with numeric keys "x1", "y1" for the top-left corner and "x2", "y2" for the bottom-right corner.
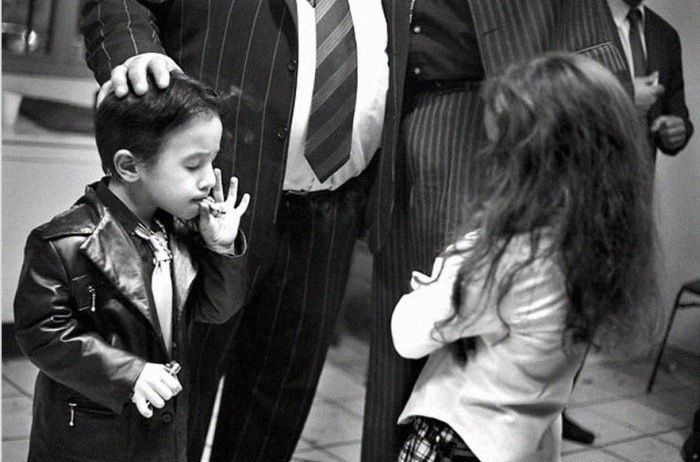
[
  {"x1": 80, "y1": 212, "x2": 156, "y2": 328},
  {"x1": 169, "y1": 222, "x2": 198, "y2": 317},
  {"x1": 644, "y1": 11, "x2": 663, "y2": 77},
  {"x1": 643, "y1": 11, "x2": 664, "y2": 121},
  {"x1": 284, "y1": 0, "x2": 298, "y2": 30},
  {"x1": 468, "y1": 0, "x2": 558, "y2": 77},
  {"x1": 564, "y1": 0, "x2": 632, "y2": 95}
]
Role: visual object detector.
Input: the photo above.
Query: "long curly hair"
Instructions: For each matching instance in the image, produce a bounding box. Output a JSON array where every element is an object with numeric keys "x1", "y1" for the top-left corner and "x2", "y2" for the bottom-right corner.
[{"x1": 441, "y1": 53, "x2": 657, "y2": 357}]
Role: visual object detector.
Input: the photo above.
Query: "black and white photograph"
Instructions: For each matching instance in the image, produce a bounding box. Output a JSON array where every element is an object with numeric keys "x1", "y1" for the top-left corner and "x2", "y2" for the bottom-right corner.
[{"x1": 2, "y1": 1, "x2": 699, "y2": 461}]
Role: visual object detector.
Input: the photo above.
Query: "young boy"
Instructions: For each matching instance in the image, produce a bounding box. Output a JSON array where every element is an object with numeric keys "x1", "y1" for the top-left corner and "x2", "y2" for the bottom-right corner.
[{"x1": 13, "y1": 73, "x2": 249, "y2": 462}]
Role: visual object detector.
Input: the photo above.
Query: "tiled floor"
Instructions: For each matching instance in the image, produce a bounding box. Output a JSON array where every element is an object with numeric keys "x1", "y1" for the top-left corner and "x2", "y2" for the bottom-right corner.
[{"x1": 3, "y1": 334, "x2": 698, "y2": 462}]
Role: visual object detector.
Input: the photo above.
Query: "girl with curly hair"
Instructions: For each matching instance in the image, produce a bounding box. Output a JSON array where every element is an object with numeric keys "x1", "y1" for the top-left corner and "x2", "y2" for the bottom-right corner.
[{"x1": 391, "y1": 53, "x2": 658, "y2": 462}]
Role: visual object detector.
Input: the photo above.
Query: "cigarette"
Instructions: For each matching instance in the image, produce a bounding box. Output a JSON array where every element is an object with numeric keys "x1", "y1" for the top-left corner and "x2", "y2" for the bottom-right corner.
[
  {"x1": 204, "y1": 197, "x2": 226, "y2": 217},
  {"x1": 650, "y1": 71, "x2": 659, "y2": 86}
]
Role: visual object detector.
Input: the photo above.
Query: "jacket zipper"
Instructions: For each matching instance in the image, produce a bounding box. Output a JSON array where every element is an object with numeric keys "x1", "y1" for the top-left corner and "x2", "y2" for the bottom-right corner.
[
  {"x1": 68, "y1": 401, "x2": 114, "y2": 427},
  {"x1": 88, "y1": 285, "x2": 96, "y2": 312},
  {"x1": 68, "y1": 402, "x2": 76, "y2": 426}
]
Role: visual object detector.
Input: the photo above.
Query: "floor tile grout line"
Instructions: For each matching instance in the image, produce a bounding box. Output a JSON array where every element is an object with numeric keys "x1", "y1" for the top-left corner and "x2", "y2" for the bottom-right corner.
[
  {"x1": 295, "y1": 439, "x2": 356, "y2": 462},
  {"x1": 2, "y1": 436, "x2": 30, "y2": 443},
  {"x1": 312, "y1": 438, "x2": 362, "y2": 450},
  {"x1": 598, "y1": 446, "x2": 637, "y2": 462},
  {"x1": 322, "y1": 397, "x2": 364, "y2": 419},
  {"x1": 1, "y1": 375, "x2": 34, "y2": 399},
  {"x1": 568, "y1": 383, "x2": 695, "y2": 409},
  {"x1": 582, "y1": 399, "x2": 689, "y2": 434},
  {"x1": 580, "y1": 424, "x2": 692, "y2": 453}
]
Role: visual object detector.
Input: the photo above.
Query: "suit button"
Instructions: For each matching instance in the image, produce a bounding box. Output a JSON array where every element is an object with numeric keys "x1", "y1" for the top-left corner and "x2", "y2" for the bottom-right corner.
[
  {"x1": 288, "y1": 58, "x2": 297, "y2": 72},
  {"x1": 412, "y1": 25, "x2": 422, "y2": 34},
  {"x1": 162, "y1": 411, "x2": 173, "y2": 423},
  {"x1": 413, "y1": 66, "x2": 422, "y2": 76},
  {"x1": 277, "y1": 127, "x2": 288, "y2": 140}
]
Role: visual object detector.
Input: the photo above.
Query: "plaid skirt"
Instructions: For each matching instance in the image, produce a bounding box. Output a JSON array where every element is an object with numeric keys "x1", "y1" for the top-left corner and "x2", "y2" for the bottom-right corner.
[{"x1": 398, "y1": 417, "x2": 480, "y2": 462}]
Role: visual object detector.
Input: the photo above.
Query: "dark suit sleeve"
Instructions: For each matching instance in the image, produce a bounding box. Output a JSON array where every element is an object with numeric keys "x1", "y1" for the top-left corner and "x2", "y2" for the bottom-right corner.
[
  {"x1": 80, "y1": 0, "x2": 168, "y2": 84},
  {"x1": 13, "y1": 232, "x2": 146, "y2": 414},
  {"x1": 191, "y1": 232, "x2": 249, "y2": 324},
  {"x1": 655, "y1": 28, "x2": 694, "y2": 155}
]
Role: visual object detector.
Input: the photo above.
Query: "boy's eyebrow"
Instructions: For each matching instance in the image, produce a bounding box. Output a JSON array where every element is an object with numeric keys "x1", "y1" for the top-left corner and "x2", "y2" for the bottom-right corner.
[{"x1": 183, "y1": 150, "x2": 218, "y2": 160}]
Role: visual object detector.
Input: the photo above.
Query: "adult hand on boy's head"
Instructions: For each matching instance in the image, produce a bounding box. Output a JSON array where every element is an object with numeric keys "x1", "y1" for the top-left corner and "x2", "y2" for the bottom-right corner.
[
  {"x1": 96, "y1": 52, "x2": 182, "y2": 105},
  {"x1": 198, "y1": 170, "x2": 250, "y2": 255},
  {"x1": 131, "y1": 362, "x2": 183, "y2": 418}
]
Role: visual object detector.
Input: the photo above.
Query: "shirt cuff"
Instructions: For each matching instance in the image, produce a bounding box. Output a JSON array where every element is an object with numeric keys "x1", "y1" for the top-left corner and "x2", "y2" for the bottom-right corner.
[{"x1": 205, "y1": 231, "x2": 247, "y2": 257}]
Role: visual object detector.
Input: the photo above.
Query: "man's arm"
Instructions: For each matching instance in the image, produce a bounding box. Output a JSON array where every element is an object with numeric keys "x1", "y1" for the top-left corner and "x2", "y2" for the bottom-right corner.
[
  {"x1": 80, "y1": 0, "x2": 180, "y2": 97},
  {"x1": 80, "y1": 0, "x2": 166, "y2": 83},
  {"x1": 652, "y1": 28, "x2": 694, "y2": 155}
]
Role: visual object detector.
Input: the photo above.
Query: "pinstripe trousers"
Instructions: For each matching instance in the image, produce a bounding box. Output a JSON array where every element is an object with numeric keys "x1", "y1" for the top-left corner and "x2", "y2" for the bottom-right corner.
[
  {"x1": 188, "y1": 175, "x2": 368, "y2": 462},
  {"x1": 362, "y1": 88, "x2": 484, "y2": 462}
]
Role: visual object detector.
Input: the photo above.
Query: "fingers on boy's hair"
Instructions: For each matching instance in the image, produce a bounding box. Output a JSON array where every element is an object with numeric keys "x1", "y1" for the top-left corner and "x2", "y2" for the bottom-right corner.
[
  {"x1": 110, "y1": 66, "x2": 129, "y2": 97},
  {"x1": 148, "y1": 60, "x2": 170, "y2": 88}
]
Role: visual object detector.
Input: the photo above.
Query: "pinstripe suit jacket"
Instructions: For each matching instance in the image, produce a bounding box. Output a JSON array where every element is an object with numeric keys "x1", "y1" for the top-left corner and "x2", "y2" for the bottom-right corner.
[
  {"x1": 367, "y1": 0, "x2": 633, "y2": 252},
  {"x1": 82, "y1": 0, "x2": 313, "y2": 250}
]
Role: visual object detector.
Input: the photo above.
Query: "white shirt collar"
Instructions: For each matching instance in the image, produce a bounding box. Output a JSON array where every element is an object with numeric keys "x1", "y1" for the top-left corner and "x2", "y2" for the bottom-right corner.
[{"x1": 607, "y1": 0, "x2": 645, "y2": 29}]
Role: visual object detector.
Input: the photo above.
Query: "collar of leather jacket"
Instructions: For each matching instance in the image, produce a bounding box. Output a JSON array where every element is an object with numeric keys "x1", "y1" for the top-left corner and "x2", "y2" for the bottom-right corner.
[
  {"x1": 38, "y1": 181, "x2": 105, "y2": 240},
  {"x1": 34, "y1": 180, "x2": 198, "y2": 330}
]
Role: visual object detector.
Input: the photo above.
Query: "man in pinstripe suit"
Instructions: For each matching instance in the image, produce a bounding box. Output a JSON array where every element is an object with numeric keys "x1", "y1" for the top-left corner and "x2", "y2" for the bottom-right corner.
[
  {"x1": 80, "y1": 1, "x2": 388, "y2": 461},
  {"x1": 362, "y1": 1, "x2": 633, "y2": 460}
]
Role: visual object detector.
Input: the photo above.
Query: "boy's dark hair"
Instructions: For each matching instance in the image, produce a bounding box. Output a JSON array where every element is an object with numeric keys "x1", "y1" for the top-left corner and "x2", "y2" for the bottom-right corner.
[{"x1": 95, "y1": 72, "x2": 221, "y2": 175}]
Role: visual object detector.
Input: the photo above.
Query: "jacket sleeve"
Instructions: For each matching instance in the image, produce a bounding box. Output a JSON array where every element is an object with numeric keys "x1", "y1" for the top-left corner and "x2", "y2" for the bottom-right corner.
[
  {"x1": 391, "y1": 234, "x2": 507, "y2": 359},
  {"x1": 80, "y1": 0, "x2": 167, "y2": 84},
  {"x1": 655, "y1": 28, "x2": 694, "y2": 155},
  {"x1": 191, "y1": 232, "x2": 249, "y2": 324},
  {"x1": 13, "y1": 231, "x2": 146, "y2": 414}
]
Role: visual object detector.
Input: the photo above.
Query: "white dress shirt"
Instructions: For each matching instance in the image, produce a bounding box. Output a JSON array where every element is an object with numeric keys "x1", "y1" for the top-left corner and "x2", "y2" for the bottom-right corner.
[
  {"x1": 392, "y1": 231, "x2": 586, "y2": 462},
  {"x1": 283, "y1": 0, "x2": 389, "y2": 192},
  {"x1": 607, "y1": 0, "x2": 648, "y2": 79}
]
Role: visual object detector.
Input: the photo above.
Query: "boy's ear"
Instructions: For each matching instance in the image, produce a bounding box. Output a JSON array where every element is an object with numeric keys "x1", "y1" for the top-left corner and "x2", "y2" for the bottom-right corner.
[{"x1": 112, "y1": 149, "x2": 141, "y2": 182}]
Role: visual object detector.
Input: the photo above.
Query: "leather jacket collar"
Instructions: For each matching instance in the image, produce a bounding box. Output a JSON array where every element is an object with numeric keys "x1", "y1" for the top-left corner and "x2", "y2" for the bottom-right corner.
[{"x1": 43, "y1": 181, "x2": 198, "y2": 329}]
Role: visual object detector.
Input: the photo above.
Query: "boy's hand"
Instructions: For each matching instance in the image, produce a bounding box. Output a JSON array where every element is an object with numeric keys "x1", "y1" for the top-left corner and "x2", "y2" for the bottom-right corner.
[
  {"x1": 131, "y1": 363, "x2": 183, "y2": 418},
  {"x1": 198, "y1": 169, "x2": 250, "y2": 253}
]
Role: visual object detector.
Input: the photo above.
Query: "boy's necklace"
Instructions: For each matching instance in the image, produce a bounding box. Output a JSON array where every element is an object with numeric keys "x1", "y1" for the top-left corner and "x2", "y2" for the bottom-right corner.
[{"x1": 134, "y1": 220, "x2": 172, "y2": 265}]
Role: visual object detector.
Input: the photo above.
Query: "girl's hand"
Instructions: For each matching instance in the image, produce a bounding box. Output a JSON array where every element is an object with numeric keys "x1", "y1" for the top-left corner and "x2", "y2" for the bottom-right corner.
[
  {"x1": 131, "y1": 363, "x2": 183, "y2": 418},
  {"x1": 410, "y1": 270, "x2": 432, "y2": 290},
  {"x1": 198, "y1": 169, "x2": 250, "y2": 253}
]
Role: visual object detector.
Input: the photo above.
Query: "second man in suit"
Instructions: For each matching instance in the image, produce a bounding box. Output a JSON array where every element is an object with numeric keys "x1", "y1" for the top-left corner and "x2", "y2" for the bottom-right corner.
[{"x1": 607, "y1": 0, "x2": 693, "y2": 157}]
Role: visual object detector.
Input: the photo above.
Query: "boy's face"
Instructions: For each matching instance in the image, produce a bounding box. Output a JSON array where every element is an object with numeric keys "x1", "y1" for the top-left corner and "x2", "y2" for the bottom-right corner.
[{"x1": 140, "y1": 113, "x2": 223, "y2": 220}]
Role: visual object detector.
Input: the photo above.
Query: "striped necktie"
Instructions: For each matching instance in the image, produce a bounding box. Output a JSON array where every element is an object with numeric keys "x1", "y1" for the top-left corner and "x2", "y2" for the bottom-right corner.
[
  {"x1": 627, "y1": 9, "x2": 647, "y2": 77},
  {"x1": 135, "y1": 222, "x2": 173, "y2": 356},
  {"x1": 305, "y1": 0, "x2": 357, "y2": 182}
]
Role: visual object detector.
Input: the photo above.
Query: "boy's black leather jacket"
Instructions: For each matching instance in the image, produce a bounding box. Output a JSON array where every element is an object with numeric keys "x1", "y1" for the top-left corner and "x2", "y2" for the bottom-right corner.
[{"x1": 13, "y1": 182, "x2": 248, "y2": 462}]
